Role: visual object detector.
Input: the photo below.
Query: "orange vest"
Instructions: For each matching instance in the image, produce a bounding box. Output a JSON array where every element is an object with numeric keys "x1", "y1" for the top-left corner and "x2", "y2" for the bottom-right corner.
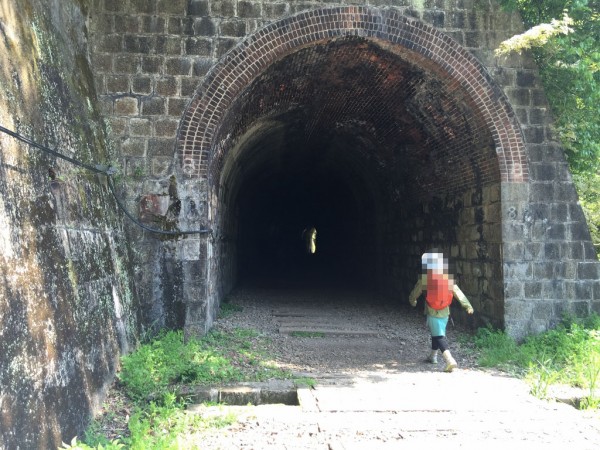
[{"x1": 426, "y1": 272, "x2": 453, "y2": 310}]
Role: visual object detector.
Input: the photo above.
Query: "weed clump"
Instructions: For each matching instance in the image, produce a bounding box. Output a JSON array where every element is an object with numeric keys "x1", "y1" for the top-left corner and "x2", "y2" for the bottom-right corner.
[
  {"x1": 64, "y1": 328, "x2": 292, "y2": 449},
  {"x1": 474, "y1": 314, "x2": 600, "y2": 408},
  {"x1": 119, "y1": 329, "x2": 290, "y2": 402}
]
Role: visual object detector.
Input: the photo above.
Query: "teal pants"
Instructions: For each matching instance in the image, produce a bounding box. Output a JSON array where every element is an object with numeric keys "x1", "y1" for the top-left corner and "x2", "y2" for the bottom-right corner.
[
  {"x1": 427, "y1": 316, "x2": 449, "y2": 351},
  {"x1": 427, "y1": 315, "x2": 448, "y2": 337}
]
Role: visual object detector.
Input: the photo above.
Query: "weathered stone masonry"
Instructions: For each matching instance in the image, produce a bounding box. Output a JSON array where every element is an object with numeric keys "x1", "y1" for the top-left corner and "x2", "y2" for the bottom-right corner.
[
  {"x1": 91, "y1": 0, "x2": 600, "y2": 337},
  {"x1": 88, "y1": 0, "x2": 600, "y2": 342},
  {"x1": 0, "y1": 1, "x2": 139, "y2": 448},
  {"x1": 0, "y1": 0, "x2": 599, "y2": 447}
]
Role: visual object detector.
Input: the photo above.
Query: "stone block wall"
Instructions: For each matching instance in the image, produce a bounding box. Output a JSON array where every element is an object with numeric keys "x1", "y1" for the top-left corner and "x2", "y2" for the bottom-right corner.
[
  {"x1": 86, "y1": 0, "x2": 600, "y2": 341},
  {"x1": 382, "y1": 183, "x2": 503, "y2": 329},
  {"x1": 496, "y1": 56, "x2": 600, "y2": 338},
  {"x1": 502, "y1": 182, "x2": 600, "y2": 338},
  {"x1": 87, "y1": 0, "x2": 525, "y2": 331},
  {"x1": 0, "y1": 1, "x2": 139, "y2": 448}
]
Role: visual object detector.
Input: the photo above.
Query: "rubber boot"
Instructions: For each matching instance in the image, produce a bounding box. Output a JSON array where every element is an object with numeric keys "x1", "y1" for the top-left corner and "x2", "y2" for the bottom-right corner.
[
  {"x1": 426, "y1": 350, "x2": 438, "y2": 364},
  {"x1": 442, "y1": 350, "x2": 457, "y2": 372}
]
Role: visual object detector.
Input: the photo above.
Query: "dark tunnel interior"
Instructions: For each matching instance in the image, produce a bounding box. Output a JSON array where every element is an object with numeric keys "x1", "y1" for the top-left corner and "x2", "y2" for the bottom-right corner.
[
  {"x1": 211, "y1": 36, "x2": 501, "y2": 301},
  {"x1": 234, "y1": 132, "x2": 379, "y2": 289}
]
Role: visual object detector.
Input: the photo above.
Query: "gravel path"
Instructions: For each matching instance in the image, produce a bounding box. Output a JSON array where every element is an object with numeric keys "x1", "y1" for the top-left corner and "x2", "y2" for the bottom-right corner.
[
  {"x1": 192, "y1": 285, "x2": 600, "y2": 449},
  {"x1": 95, "y1": 284, "x2": 600, "y2": 449},
  {"x1": 214, "y1": 285, "x2": 478, "y2": 376}
]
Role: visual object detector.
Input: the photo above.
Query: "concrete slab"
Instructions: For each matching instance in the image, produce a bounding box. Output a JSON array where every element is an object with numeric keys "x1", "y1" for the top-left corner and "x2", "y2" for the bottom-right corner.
[
  {"x1": 310, "y1": 370, "x2": 534, "y2": 412},
  {"x1": 188, "y1": 369, "x2": 600, "y2": 449}
]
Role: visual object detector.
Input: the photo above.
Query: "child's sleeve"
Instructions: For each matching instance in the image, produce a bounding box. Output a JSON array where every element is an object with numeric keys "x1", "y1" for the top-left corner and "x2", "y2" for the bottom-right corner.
[
  {"x1": 452, "y1": 284, "x2": 474, "y2": 314},
  {"x1": 408, "y1": 274, "x2": 427, "y2": 307}
]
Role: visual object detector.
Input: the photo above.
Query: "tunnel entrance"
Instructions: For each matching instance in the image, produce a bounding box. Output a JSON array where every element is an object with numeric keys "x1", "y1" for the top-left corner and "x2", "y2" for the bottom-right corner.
[
  {"x1": 214, "y1": 36, "x2": 502, "y2": 309},
  {"x1": 177, "y1": 7, "x2": 526, "y2": 331}
]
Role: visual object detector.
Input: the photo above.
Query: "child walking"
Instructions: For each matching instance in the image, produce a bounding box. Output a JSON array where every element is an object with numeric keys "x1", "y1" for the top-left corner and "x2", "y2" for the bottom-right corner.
[{"x1": 409, "y1": 251, "x2": 474, "y2": 372}]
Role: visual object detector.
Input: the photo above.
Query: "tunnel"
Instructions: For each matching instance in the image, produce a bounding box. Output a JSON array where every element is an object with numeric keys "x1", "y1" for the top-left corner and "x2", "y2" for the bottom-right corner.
[
  {"x1": 202, "y1": 35, "x2": 505, "y2": 324},
  {"x1": 228, "y1": 113, "x2": 380, "y2": 290}
]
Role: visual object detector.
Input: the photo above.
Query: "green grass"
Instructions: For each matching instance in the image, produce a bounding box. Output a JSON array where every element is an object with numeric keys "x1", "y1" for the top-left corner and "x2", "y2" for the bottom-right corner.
[
  {"x1": 65, "y1": 327, "x2": 293, "y2": 450},
  {"x1": 289, "y1": 331, "x2": 326, "y2": 338},
  {"x1": 218, "y1": 301, "x2": 243, "y2": 319},
  {"x1": 294, "y1": 377, "x2": 317, "y2": 388},
  {"x1": 64, "y1": 393, "x2": 238, "y2": 450},
  {"x1": 67, "y1": 314, "x2": 600, "y2": 449},
  {"x1": 118, "y1": 328, "x2": 291, "y2": 402},
  {"x1": 474, "y1": 314, "x2": 600, "y2": 408},
  {"x1": 124, "y1": 393, "x2": 237, "y2": 450}
]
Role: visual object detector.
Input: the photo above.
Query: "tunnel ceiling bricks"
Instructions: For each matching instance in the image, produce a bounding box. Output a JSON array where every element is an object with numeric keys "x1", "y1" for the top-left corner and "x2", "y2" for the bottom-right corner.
[{"x1": 177, "y1": 6, "x2": 527, "y2": 187}]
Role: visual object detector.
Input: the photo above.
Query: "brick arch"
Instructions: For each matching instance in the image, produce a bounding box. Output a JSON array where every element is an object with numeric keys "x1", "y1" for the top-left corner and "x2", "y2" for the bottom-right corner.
[{"x1": 177, "y1": 6, "x2": 527, "y2": 184}]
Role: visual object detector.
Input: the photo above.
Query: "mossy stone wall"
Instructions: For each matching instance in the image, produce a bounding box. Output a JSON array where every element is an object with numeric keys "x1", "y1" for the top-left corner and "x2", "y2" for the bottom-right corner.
[{"x1": 0, "y1": 1, "x2": 139, "y2": 448}]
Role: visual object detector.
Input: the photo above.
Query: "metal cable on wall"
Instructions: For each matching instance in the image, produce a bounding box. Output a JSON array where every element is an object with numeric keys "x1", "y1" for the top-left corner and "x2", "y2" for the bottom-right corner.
[{"x1": 0, "y1": 124, "x2": 211, "y2": 236}]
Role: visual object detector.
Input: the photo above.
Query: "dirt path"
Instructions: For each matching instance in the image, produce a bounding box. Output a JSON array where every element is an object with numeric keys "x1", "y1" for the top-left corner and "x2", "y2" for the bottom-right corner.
[
  {"x1": 196, "y1": 285, "x2": 600, "y2": 449},
  {"x1": 216, "y1": 285, "x2": 478, "y2": 375}
]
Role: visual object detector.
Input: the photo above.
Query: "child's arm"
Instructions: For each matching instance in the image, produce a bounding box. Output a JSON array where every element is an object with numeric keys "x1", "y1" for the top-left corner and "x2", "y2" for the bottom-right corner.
[
  {"x1": 452, "y1": 284, "x2": 474, "y2": 314},
  {"x1": 408, "y1": 274, "x2": 427, "y2": 307}
]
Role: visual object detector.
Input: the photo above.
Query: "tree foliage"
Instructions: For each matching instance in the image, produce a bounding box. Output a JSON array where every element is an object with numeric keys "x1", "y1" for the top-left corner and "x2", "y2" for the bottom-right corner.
[
  {"x1": 574, "y1": 172, "x2": 600, "y2": 252},
  {"x1": 499, "y1": 0, "x2": 600, "y2": 173}
]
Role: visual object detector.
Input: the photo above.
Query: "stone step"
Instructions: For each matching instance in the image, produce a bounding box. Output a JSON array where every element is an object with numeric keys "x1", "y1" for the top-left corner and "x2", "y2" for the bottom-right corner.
[
  {"x1": 272, "y1": 310, "x2": 353, "y2": 318},
  {"x1": 276, "y1": 319, "x2": 366, "y2": 326},
  {"x1": 181, "y1": 380, "x2": 299, "y2": 406},
  {"x1": 278, "y1": 325, "x2": 378, "y2": 336}
]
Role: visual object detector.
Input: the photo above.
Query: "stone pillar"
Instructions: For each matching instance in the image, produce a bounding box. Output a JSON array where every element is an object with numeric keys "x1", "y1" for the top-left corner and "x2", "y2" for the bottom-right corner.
[{"x1": 502, "y1": 178, "x2": 600, "y2": 340}]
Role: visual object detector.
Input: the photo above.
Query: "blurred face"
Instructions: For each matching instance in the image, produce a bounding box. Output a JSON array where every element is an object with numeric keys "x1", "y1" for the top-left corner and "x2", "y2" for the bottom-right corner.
[{"x1": 421, "y1": 252, "x2": 448, "y2": 273}]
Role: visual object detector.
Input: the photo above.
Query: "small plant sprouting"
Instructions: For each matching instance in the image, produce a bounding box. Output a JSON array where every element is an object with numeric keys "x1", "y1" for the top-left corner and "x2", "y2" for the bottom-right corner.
[
  {"x1": 290, "y1": 331, "x2": 326, "y2": 338},
  {"x1": 218, "y1": 301, "x2": 243, "y2": 319},
  {"x1": 525, "y1": 358, "x2": 560, "y2": 400},
  {"x1": 294, "y1": 377, "x2": 317, "y2": 389}
]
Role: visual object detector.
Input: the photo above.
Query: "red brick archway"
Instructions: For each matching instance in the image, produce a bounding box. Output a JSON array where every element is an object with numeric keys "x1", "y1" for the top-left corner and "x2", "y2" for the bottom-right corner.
[{"x1": 177, "y1": 6, "x2": 527, "y2": 185}]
